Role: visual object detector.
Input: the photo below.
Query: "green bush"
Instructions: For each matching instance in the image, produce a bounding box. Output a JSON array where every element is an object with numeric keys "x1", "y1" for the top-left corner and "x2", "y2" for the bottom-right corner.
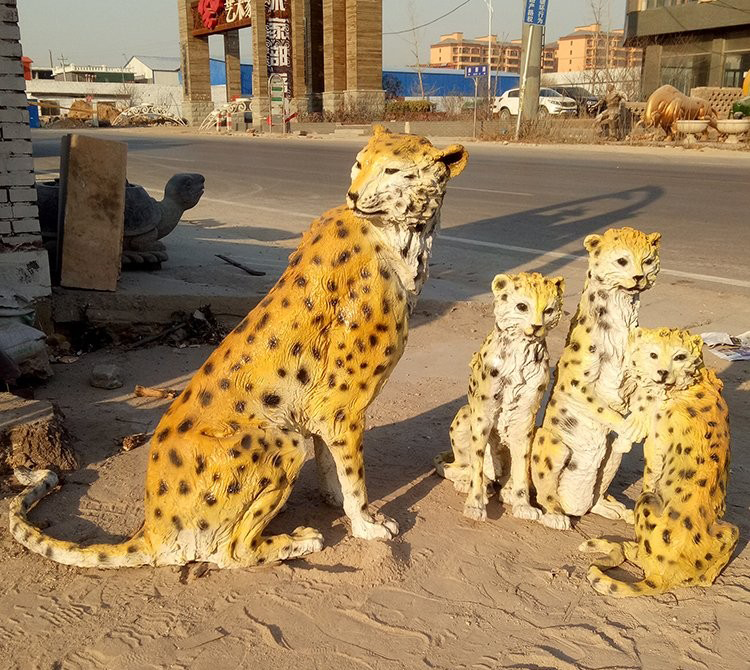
[{"x1": 385, "y1": 100, "x2": 432, "y2": 116}]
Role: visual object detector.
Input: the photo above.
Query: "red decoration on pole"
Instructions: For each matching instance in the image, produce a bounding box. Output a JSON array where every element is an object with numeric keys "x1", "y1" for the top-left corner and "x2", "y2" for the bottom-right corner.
[{"x1": 198, "y1": 0, "x2": 225, "y2": 30}]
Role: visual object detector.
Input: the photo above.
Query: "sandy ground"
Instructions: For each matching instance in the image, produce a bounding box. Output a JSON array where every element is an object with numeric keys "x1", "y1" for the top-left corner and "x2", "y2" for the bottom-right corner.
[{"x1": 0, "y1": 288, "x2": 748, "y2": 669}]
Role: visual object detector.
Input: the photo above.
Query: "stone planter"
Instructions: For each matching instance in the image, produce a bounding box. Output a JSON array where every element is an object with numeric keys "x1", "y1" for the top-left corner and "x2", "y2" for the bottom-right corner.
[{"x1": 716, "y1": 118, "x2": 750, "y2": 144}]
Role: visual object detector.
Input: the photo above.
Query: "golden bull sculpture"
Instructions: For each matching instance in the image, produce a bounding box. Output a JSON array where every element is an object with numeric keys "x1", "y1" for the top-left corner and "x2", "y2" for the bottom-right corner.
[{"x1": 643, "y1": 84, "x2": 717, "y2": 137}]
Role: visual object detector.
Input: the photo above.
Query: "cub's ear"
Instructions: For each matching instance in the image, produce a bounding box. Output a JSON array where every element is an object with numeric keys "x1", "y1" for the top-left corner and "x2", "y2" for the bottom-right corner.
[
  {"x1": 372, "y1": 124, "x2": 391, "y2": 136},
  {"x1": 690, "y1": 334, "x2": 704, "y2": 350},
  {"x1": 648, "y1": 232, "x2": 661, "y2": 247},
  {"x1": 436, "y1": 144, "x2": 468, "y2": 179},
  {"x1": 491, "y1": 274, "x2": 512, "y2": 297},
  {"x1": 584, "y1": 234, "x2": 602, "y2": 252},
  {"x1": 552, "y1": 276, "x2": 565, "y2": 294}
]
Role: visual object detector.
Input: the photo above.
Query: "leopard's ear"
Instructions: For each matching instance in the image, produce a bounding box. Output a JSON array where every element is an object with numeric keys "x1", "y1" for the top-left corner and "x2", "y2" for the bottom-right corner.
[
  {"x1": 435, "y1": 143, "x2": 468, "y2": 179},
  {"x1": 648, "y1": 232, "x2": 661, "y2": 248},
  {"x1": 691, "y1": 333, "x2": 704, "y2": 350},
  {"x1": 372, "y1": 124, "x2": 391, "y2": 136},
  {"x1": 552, "y1": 276, "x2": 565, "y2": 294},
  {"x1": 491, "y1": 274, "x2": 512, "y2": 297},
  {"x1": 584, "y1": 234, "x2": 602, "y2": 252}
]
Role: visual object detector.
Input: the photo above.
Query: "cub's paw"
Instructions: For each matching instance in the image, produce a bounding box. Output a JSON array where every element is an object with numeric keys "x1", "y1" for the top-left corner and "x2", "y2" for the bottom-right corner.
[
  {"x1": 287, "y1": 526, "x2": 325, "y2": 558},
  {"x1": 452, "y1": 478, "x2": 471, "y2": 494},
  {"x1": 511, "y1": 504, "x2": 542, "y2": 521},
  {"x1": 351, "y1": 514, "x2": 399, "y2": 541},
  {"x1": 463, "y1": 502, "x2": 487, "y2": 522},
  {"x1": 540, "y1": 513, "x2": 571, "y2": 530},
  {"x1": 591, "y1": 495, "x2": 634, "y2": 523}
]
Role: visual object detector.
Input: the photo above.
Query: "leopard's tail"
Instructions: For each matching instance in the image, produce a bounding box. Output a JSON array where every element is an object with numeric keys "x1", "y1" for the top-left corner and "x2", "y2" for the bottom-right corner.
[
  {"x1": 586, "y1": 565, "x2": 665, "y2": 598},
  {"x1": 9, "y1": 468, "x2": 154, "y2": 568}
]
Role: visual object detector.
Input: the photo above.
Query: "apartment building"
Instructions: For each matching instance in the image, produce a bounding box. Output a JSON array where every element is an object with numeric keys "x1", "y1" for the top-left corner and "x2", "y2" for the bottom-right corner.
[
  {"x1": 429, "y1": 33, "x2": 558, "y2": 73},
  {"x1": 624, "y1": 0, "x2": 750, "y2": 94},
  {"x1": 556, "y1": 23, "x2": 643, "y2": 73}
]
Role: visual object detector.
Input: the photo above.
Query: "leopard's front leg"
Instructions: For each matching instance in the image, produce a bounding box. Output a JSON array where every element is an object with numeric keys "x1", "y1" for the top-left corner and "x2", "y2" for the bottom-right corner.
[{"x1": 318, "y1": 418, "x2": 398, "y2": 541}]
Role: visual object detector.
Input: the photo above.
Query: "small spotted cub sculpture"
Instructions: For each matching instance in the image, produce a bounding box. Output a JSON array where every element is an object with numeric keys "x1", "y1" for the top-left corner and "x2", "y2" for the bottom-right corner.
[
  {"x1": 9, "y1": 126, "x2": 468, "y2": 569},
  {"x1": 435, "y1": 272, "x2": 565, "y2": 521},
  {"x1": 580, "y1": 328, "x2": 738, "y2": 596},
  {"x1": 531, "y1": 227, "x2": 661, "y2": 530}
]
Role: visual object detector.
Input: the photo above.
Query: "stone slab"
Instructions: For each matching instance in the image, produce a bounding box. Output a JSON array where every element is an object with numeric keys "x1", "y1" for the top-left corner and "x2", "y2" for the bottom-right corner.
[
  {"x1": 0, "y1": 248, "x2": 50, "y2": 299},
  {"x1": 59, "y1": 134, "x2": 127, "y2": 291}
]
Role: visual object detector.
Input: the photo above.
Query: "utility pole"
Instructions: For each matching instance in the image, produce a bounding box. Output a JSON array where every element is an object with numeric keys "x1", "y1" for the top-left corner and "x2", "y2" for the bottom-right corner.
[
  {"x1": 484, "y1": 0, "x2": 494, "y2": 112},
  {"x1": 58, "y1": 53, "x2": 69, "y2": 81},
  {"x1": 516, "y1": 0, "x2": 545, "y2": 139}
]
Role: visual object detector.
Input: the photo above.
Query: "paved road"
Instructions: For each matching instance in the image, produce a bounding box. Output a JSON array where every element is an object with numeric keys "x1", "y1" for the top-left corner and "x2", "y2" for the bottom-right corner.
[{"x1": 31, "y1": 128, "x2": 750, "y2": 329}]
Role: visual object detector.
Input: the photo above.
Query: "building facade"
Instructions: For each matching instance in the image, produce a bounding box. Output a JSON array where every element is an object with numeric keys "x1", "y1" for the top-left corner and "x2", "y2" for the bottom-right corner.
[
  {"x1": 624, "y1": 0, "x2": 750, "y2": 95},
  {"x1": 429, "y1": 32, "x2": 558, "y2": 74},
  {"x1": 556, "y1": 23, "x2": 643, "y2": 73}
]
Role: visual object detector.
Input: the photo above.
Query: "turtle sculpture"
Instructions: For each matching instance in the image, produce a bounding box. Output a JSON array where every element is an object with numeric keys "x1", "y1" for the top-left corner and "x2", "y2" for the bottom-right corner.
[
  {"x1": 642, "y1": 84, "x2": 717, "y2": 138},
  {"x1": 36, "y1": 173, "x2": 205, "y2": 269},
  {"x1": 122, "y1": 173, "x2": 205, "y2": 265}
]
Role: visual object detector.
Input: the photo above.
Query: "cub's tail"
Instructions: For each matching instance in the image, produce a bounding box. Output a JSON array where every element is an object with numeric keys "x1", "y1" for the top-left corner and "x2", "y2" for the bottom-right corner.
[{"x1": 9, "y1": 468, "x2": 153, "y2": 568}]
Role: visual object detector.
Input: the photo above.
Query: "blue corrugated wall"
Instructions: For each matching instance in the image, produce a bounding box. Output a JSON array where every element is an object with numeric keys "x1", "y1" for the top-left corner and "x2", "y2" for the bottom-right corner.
[{"x1": 208, "y1": 60, "x2": 519, "y2": 98}]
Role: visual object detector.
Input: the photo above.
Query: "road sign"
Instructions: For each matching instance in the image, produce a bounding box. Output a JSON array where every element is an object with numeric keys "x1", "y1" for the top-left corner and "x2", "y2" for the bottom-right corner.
[
  {"x1": 465, "y1": 65, "x2": 488, "y2": 78},
  {"x1": 523, "y1": 0, "x2": 548, "y2": 26}
]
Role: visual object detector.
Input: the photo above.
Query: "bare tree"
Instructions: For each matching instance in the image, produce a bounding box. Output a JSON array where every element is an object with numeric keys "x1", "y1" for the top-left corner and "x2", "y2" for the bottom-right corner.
[{"x1": 406, "y1": 0, "x2": 426, "y2": 99}]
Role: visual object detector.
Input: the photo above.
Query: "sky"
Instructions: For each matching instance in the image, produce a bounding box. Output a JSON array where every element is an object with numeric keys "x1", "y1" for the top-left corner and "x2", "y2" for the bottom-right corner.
[{"x1": 17, "y1": 0, "x2": 627, "y2": 70}]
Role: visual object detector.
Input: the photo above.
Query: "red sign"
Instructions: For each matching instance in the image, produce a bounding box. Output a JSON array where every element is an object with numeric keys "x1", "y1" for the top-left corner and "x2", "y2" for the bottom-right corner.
[
  {"x1": 198, "y1": 0, "x2": 224, "y2": 30},
  {"x1": 190, "y1": 0, "x2": 252, "y2": 36}
]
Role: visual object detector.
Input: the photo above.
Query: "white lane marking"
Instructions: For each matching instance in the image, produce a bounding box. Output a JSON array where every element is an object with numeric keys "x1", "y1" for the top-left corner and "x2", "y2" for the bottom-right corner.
[
  {"x1": 440, "y1": 234, "x2": 750, "y2": 289},
  {"x1": 141, "y1": 185, "x2": 747, "y2": 290},
  {"x1": 452, "y1": 186, "x2": 533, "y2": 197}
]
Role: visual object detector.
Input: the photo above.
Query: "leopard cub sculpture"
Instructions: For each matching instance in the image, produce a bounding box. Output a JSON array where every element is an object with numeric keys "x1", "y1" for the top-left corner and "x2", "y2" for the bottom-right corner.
[
  {"x1": 580, "y1": 328, "x2": 738, "y2": 596},
  {"x1": 531, "y1": 227, "x2": 661, "y2": 530},
  {"x1": 9, "y1": 126, "x2": 468, "y2": 569},
  {"x1": 435, "y1": 272, "x2": 565, "y2": 521}
]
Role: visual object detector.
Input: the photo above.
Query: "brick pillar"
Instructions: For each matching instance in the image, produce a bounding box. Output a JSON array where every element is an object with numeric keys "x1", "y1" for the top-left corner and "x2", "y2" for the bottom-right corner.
[
  {"x1": 250, "y1": 1, "x2": 270, "y2": 129},
  {"x1": 224, "y1": 29, "x2": 242, "y2": 101},
  {"x1": 708, "y1": 38, "x2": 726, "y2": 88},
  {"x1": 322, "y1": 0, "x2": 347, "y2": 114},
  {"x1": 177, "y1": 0, "x2": 214, "y2": 125},
  {"x1": 0, "y1": 0, "x2": 50, "y2": 300},
  {"x1": 290, "y1": 0, "x2": 309, "y2": 117},
  {"x1": 344, "y1": 0, "x2": 384, "y2": 115},
  {"x1": 307, "y1": 0, "x2": 324, "y2": 113},
  {"x1": 641, "y1": 44, "x2": 663, "y2": 99}
]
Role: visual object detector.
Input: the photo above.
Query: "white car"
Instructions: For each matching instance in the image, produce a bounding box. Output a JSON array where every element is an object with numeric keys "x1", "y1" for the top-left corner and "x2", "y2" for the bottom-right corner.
[{"x1": 494, "y1": 87, "x2": 578, "y2": 119}]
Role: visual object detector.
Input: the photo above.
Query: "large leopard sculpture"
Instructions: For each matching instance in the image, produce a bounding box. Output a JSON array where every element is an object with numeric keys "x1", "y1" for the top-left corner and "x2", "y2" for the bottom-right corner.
[
  {"x1": 9, "y1": 126, "x2": 468, "y2": 568},
  {"x1": 531, "y1": 227, "x2": 661, "y2": 530},
  {"x1": 580, "y1": 328, "x2": 738, "y2": 596},
  {"x1": 434, "y1": 272, "x2": 565, "y2": 521}
]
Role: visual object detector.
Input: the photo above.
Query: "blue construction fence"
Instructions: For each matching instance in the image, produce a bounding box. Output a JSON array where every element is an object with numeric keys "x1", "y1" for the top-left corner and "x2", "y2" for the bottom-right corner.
[{"x1": 209, "y1": 60, "x2": 519, "y2": 98}]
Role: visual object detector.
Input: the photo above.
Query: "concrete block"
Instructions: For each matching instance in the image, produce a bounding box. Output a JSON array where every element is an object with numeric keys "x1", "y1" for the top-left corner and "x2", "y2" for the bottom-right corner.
[
  {"x1": 11, "y1": 203, "x2": 37, "y2": 218},
  {"x1": 0, "y1": 189, "x2": 6, "y2": 202},
  {"x1": 0, "y1": 40, "x2": 21, "y2": 58},
  {"x1": 0, "y1": 22, "x2": 21, "y2": 41},
  {"x1": 0, "y1": 248, "x2": 50, "y2": 299},
  {"x1": 1, "y1": 232, "x2": 41, "y2": 246},
  {"x1": 0, "y1": 56, "x2": 22, "y2": 76},
  {"x1": 0, "y1": 6, "x2": 19, "y2": 22},
  {"x1": 0, "y1": 122, "x2": 30, "y2": 139},
  {"x1": 0, "y1": 202, "x2": 11, "y2": 217},
  {"x1": 8, "y1": 186, "x2": 35, "y2": 202},
  {"x1": 0, "y1": 137, "x2": 30, "y2": 155},
  {"x1": 0, "y1": 106, "x2": 26, "y2": 123},
  {"x1": 6, "y1": 154, "x2": 32, "y2": 170},
  {"x1": 11, "y1": 217, "x2": 40, "y2": 233},
  {"x1": 0, "y1": 220, "x2": 10, "y2": 234},
  {"x1": 0, "y1": 91, "x2": 27, "y2": 107},
  {"x1": 60, "y1": 134, "x2": 127, "y2": 291},
  {"x1": 0, "y1": 170, "x2": 34, "y2": 186},
  {"x1": 0, "y1": 73, "x2": 25, "y2": 90}
]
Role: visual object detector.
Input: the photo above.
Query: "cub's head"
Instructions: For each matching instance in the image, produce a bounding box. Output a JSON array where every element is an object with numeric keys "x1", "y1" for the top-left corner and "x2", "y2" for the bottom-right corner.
[
  {"x1": 584, "y1": 227, "x2": 661, "y2": 292},
  {"x1": 347, "y1": 125, "x2": 468, "y2": 228},
  {"x1": 629, "y1": 327, "x2": 704, "y2": 390},
  {"x1": 491, "y1": 272, "x2": 565, "y2": 338}
]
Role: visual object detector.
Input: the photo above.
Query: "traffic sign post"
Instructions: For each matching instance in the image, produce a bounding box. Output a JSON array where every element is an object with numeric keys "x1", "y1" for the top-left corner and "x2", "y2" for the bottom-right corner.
[
  {"x1": 523, "y1": 0, "x2": 548, "y2": 26},
  {"x1": 517, "y1": 0, "x2": 548, "y2": 139},
  {"x1": 465, "y1": 66, "x2": 488, "y2": 140}
]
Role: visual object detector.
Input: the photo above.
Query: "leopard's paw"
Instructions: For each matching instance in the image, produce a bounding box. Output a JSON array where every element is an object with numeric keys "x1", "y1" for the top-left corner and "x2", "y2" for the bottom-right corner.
[
  {"x1": 591, "y1": 495, "x2": 634, "y2": 523},
  {"x1": 511, "y1": 503, "x2": 542, "y2": 521},
  {"x1": 351, "y1": 514, "x2": 399, "y2": 541},
  {"x1": 463, "y1": 502, "x2": 487, "y2": 522},
  {"x1": 540, "y1": 512, "x2": 571, "y2": 530}
]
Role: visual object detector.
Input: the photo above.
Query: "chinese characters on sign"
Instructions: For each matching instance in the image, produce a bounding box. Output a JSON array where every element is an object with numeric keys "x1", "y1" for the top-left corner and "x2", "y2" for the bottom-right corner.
[
  {"x1": 266, "y1": 0, "x2": 292, "y2": 98},
  {"x1": 465, "y1": 65, "x2": 488, "y2": 78},
  {"x1": 225, "y1": 0, "x2": 251, "y2": 23},
  {"x1": 523, "y1": 0, "x2": 548, "y2": 26}
]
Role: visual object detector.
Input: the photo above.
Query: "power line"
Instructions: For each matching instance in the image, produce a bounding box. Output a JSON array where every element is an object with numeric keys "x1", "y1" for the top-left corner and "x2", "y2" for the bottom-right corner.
[{"x1": 383, "y1": 0, "x2": 473, "y2": 36}]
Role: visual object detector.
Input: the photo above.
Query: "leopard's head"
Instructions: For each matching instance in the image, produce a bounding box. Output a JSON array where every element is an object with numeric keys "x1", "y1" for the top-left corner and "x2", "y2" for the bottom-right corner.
[
  {"x1": 584, "y1": 227, "x2": 661, "y2": 292},
  {"x1": 491, "y1": 272, "x2": 565, "y2": 339},
  {"x1": 629, "y1": 327, "x2": 704, "y2": 390},
  {"x1": 346, "y1": 125, "x2": 468, "y2": 229}
]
